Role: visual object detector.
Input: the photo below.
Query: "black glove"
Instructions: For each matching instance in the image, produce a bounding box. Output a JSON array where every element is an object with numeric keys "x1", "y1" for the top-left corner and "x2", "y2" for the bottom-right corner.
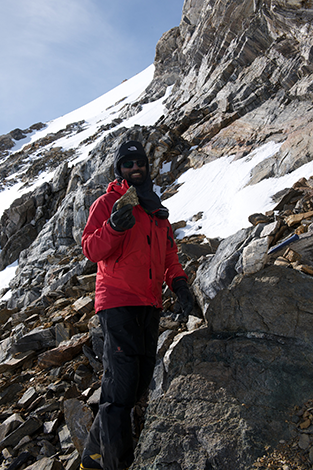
[
  {"x1": 109, "y1": 202, "x2": 135, "y2": 232},
  {"x1": 172, "y1": 277, "x2": 194, "y2": 318}
]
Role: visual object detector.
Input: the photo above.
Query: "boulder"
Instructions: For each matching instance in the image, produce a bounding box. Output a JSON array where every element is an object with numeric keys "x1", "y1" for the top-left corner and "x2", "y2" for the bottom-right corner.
[
  {"x1": 134, "y1": 325, "x2": 313, "y2": 469},
  {"x1": 206, "y1": 265, "x2": 313, "y2": 343},
  {"x1": 63, "y1": 399, "x2": 93, "y2": 455}
]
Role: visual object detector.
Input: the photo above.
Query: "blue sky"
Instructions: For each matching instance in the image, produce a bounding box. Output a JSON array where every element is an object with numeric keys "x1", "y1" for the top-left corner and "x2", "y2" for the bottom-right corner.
[{"x1": 0, "y1": 0, "x2": 184, "y2": 136}]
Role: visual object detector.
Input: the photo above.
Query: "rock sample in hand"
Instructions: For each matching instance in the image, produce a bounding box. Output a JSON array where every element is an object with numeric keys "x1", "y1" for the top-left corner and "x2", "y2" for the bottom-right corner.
[{"x1": 116, "y1": 186, "x2": 139, "y2": 210}]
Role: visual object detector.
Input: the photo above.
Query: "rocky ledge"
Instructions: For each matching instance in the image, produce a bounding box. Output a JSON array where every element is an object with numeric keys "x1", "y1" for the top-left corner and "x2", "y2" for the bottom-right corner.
[{"x1": 0, "y1": 176, "x2": 312, "y2": 469}]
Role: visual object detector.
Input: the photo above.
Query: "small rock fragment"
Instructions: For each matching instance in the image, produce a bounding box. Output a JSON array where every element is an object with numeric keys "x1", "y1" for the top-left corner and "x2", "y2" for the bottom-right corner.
[
  {"x1": 248, "y1": 213, "x2": 271, "y2": 226},
  {"x1": 298, "y1": 433, "x2": 310, "y2": 449},
  {"x1": 116, "y1": 186, "x2": 139, "y2": 210}
]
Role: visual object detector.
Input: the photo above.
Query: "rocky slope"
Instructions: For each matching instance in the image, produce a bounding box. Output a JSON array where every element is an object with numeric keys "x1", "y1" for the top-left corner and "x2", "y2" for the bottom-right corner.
[{"x1": 1, "y1": 0, "x2": 313, "y2": 469}]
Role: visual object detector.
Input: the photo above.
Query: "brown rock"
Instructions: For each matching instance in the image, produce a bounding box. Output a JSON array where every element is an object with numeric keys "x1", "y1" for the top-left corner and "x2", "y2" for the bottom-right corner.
[
  {"x1": 294, "y1": 264, "x2": 313, "y2": 276},
  {"x1": 299, "y1": 418, "x2": 311, "y2": 430},
  {"x1": 283, "y1": 248, "x2": 301, "y2": 263},
  {"x1": 248, "y1": 213, "x2": 272, "y2": 226},
  {"x1": 285, "y1": 210, "x2": 313, "y2": 227},
  {"x1": 274, "y1": 257, "x2": 290, "y2": 267},
  {"x1": 37, "y1": 334, "x2": 90, "y2": 369},
  {"x1": 72, "y1": 297, "x2": 94, "y2": 315},
  {"x1": 116, "y1": 186, "x2": 139, "y2": 209},
  {"x1": 171, "y1": 220, "x2": 187, "y2": 233},
  {"x1": 0, "y1": 307, "x2": 18, "y2": 325}
]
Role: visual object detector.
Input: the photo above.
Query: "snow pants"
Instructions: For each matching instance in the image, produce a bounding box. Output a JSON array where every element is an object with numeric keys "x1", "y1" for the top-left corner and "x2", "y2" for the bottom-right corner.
[{"x1": 84, "y1": 305, "x2": 161, "y2": 470}]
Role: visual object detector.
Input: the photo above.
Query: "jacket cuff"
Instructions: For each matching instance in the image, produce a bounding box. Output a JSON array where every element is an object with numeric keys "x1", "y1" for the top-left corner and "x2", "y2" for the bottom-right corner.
[{"x1": 105, "y1": 219, "x2": 127, "y2": 237}]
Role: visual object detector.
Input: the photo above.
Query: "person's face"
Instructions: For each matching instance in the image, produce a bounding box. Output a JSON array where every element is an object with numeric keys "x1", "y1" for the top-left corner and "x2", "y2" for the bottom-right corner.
[{"x1": 120, "y1": 159, "x2": 147, "y2": 185}]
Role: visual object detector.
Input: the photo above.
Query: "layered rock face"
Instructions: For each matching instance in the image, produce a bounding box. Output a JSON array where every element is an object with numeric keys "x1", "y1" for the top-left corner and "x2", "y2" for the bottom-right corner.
[
  {"x1": 150, "y1": 0, "x2": 313, "y2": 173},
  {"x1": 1, "y1": 0, "x2": 313, "y2": 469}
]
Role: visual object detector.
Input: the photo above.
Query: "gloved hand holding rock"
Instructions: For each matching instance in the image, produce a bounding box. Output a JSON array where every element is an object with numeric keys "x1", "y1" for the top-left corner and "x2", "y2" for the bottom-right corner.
[
  {"x1": 172, "y1": 277, "x2": 194, "y2": 318},
  {"x1": 110, "y1": 202, "x2": 136, "y2": 232}
]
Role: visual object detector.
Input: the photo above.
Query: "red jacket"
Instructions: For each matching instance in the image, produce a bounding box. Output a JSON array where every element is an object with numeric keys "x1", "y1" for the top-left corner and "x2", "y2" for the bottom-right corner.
[{"x1": 81, "y1": 179, "x2": 187, "y2": 312}]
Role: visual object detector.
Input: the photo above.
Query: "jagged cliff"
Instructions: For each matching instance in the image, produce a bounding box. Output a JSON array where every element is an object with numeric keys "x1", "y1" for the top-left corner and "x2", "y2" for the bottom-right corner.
[{"x1": 1, "y1": 0, "x2": 313, "y2": 469}]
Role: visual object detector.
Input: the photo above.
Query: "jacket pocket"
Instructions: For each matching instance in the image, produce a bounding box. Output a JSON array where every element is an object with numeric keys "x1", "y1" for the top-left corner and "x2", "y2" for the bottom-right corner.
[{"x1": 104, "y1": 246, "x2": 123, "y2": 274}]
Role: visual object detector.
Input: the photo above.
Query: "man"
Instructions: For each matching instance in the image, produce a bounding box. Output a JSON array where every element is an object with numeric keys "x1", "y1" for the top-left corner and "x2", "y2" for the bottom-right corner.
[{"x1": 80, "y1": 140, "x2": 193, "y2": 470}]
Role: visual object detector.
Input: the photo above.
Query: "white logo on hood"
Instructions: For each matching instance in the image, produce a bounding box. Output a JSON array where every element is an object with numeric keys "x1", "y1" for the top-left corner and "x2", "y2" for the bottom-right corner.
[{"x1": 128, "y1": 146, "x2": 138, "y2": 151}]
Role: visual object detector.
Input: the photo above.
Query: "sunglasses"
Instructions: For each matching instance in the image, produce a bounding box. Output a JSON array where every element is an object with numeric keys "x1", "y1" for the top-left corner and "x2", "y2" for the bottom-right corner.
[{"x1": 121, "y1": 160, "x2": 146, "y2": 169}]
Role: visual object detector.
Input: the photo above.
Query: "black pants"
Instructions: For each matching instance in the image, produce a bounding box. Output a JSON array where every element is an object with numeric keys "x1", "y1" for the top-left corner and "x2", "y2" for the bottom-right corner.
[{"x1": 84, "y1": 306, "x2": 160, "y2": 470}]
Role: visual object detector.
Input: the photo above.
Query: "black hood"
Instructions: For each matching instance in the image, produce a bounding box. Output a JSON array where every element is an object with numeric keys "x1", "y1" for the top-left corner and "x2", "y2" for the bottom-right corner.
[
  {"x1": 113, "y1": 140, "x2": 169, "y2": 219},
  {"x1": 114, "y1": 140, "x2": 148, "y2": 177}
]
